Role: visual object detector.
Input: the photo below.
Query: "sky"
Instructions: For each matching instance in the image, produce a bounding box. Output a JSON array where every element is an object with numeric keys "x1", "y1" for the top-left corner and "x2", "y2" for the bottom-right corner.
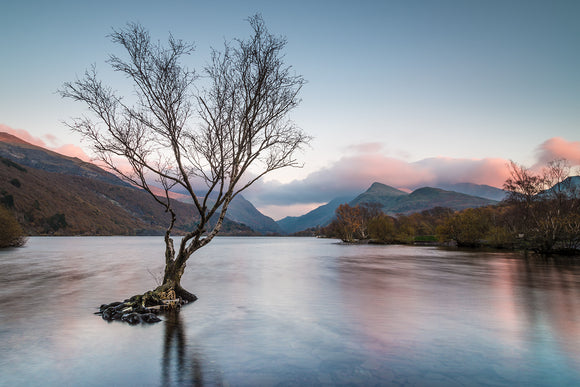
[{"x1": 1, "y1": 0, "x2": 580, "y2": 220}]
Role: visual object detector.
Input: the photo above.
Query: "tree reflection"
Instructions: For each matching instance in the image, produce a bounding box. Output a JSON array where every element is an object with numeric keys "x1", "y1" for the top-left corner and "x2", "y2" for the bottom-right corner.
[
  {"x1": 511, "y1": 256, "x2": 580, "y2": 365},
  {"x1": 161, "y1": 310, "x2": 222, "y2": 386}
]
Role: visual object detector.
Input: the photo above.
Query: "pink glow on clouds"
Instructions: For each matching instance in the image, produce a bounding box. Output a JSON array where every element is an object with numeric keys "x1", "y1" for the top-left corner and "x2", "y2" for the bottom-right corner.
[
  {"x1": 53, "y1": 144, "x2": 92, "y2": 162},
  {"x1": 330, "y1": 153, "x2": 433, "y2": 188},
  {"x1": 246, "y1": 145, "x2": 516, "y2": 215},
  {"x1": 0, "y1": 124, "x2": 91, "y2": 162},
  {"x1": 536, "y1": 137, "x2": 580, "y2": 166},
  {"x1": 44, "y1": 133, "x2": 59, "y2": 146},
  {"x1": 326, "y1": 144, "x2": 511, "y2": 190},
  {"x1": 413, "y1": 157, "x2": 510, "y2": 188}
]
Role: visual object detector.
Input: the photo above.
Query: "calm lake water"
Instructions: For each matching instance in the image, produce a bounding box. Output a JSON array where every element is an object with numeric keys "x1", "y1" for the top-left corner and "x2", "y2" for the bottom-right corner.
[{"x1": 1, "y1": 237, "x2": 580, "y2": 386}]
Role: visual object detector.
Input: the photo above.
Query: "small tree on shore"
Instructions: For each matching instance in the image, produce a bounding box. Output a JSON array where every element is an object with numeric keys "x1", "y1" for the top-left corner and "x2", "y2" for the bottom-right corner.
[
  {"x1": 0, "y1": 206, "x2": 26, "y2": 248},
  {"x1": 60, "y1": 15, "x2": 309, "y2": 303}
]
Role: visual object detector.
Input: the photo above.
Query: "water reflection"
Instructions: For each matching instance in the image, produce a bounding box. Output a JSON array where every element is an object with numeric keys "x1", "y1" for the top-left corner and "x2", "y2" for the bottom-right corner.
[
  {"x1": 507, "y1": 257, "x2": 580, "y2": 368},
  {"x1": 329, "y1": 246, "x2": 580, "y2": 385},
  {"x1": 1, "y1": 238, "x2": 580, "y2": 386},
  {"x1": 162, "y1": 310, "x2": 225, "y2": 386}
]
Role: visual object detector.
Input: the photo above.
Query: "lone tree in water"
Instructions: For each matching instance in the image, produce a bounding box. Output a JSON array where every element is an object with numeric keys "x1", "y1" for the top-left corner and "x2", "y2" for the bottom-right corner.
[{"x1": 60, "y1": 15, "x2": 308, "y2": 303}]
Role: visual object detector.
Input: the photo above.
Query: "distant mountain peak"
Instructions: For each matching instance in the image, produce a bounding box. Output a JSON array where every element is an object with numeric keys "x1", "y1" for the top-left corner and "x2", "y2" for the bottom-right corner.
[{"x1": 366, "y1": 182, "x2": 408, "y2": 196}]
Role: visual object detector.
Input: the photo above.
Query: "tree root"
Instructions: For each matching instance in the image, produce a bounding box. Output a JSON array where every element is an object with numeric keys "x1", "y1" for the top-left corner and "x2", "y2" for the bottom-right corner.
[{"x1": 95, "y1": 286, "x2": 197, "y2": 325}]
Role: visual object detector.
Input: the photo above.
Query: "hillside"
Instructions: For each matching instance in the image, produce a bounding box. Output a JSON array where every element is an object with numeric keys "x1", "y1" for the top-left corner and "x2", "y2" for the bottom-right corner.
[
  {"x1": 0, "y1": 132, "x2": 259, "y2": 236},
  {"x1": 0, "y1": 156, "x2": 255, "y2": 236},
  {"x1": 0, "y1": 132, "x2": 131, "y2": 188}
]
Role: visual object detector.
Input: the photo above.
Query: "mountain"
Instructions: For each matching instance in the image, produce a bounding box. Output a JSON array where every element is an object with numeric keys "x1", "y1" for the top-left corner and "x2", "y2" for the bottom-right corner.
[
  {"x1": 433, "y1": 182, "x2": 506, "y2": 201},
  {"x1": 384, "y1": 187, "x2": 497, "y2": 215},
  {"x1": 225, "y1": 195, "x2": 282, "y2": 235},
  {"x1": 545, "y1": 176, "x2": 580, "y2": 195},
  {"x1": 349, "y1": 182, "x2": 408, "y2": 207},
  {"x1": 0, "y1": 132, "x2": 131, "y2": 188},
  {"x1": 276, "y1": 182, "x2": 498, "y2": 234},
  {"x1": 169, "y1": 190, "x2": 282, "y2": 235},
  {"x1": 0, "y1": 132, "x2": 258, "y2": 236},
  {"x1": 277, "y1": 195, "x2": 354, "y2": 234}
]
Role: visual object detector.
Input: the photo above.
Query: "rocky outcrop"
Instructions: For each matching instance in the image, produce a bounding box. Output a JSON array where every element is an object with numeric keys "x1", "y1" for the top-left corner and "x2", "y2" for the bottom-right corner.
[{"x1": 95, "y1": 289, "x2": 191, "y2": 324}]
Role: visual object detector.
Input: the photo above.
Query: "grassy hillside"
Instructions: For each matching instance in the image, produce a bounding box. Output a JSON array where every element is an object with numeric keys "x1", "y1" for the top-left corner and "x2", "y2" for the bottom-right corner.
[{"x1": 0, "y1": 157, "x2": 254, "y2": 236}]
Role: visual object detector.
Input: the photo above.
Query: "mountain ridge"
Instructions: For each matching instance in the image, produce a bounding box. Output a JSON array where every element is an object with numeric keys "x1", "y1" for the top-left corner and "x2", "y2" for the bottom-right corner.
[
  {"x1": 276, "y1": 181, "x2": 501, "y2": 234},
  {"x1": 0, "y1": 132, "x2": 132, "y2": 188},
  {"x1": 0, "y1": 132, "x2": 274, "y2": 235}
]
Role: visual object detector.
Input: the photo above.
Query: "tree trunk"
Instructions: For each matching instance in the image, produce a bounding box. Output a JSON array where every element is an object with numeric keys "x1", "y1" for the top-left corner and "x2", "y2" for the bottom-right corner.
[{"x1": 159, "y1": 254, "x2": 198, "y2": 302}]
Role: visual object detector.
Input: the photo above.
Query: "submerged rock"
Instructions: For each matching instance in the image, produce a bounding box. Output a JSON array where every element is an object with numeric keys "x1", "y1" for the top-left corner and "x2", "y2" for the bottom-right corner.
[
  {"x1": 141, "y1": 313, "x2": 162, "y2": 323},
  {"x1": 95, "y1": 295, "x2": 188, "y2": 325},
  {"x1": 121, "y1": 312, "x2": 142, "y2": 325}
]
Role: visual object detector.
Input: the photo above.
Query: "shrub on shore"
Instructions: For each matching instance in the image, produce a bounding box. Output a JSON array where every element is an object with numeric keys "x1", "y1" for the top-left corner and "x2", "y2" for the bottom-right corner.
[{"x1": 0, "y1": 206, "x2": 26, "y2": 247}]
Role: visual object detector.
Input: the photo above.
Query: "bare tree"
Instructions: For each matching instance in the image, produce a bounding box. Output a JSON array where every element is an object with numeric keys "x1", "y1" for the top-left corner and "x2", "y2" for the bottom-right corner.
[
  {"x1": 503, "y1": 159, "x2": 580, "y2": 252},
  {"x1": 60, "y1": 15, "x2": 309, "y2": 303}
]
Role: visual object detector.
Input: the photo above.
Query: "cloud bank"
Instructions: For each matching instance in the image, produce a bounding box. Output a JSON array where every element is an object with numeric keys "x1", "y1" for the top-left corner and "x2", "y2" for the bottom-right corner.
[
  {"x1": 244, "y1": 138, "x2": 580, "y2": 217},
  {"x1": 535, "y1": 137, "x2": 580, "y2": 166}
]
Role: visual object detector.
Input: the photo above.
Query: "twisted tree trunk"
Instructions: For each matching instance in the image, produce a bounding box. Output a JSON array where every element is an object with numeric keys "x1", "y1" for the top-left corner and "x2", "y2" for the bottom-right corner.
[{"x1": 158, "y1": 253, "x2": 197, "y2": 302}]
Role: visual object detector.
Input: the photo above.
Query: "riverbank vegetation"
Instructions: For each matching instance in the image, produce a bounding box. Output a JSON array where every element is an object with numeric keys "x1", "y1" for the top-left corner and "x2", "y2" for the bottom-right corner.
[
  {"x1": 0, "y1": 206, "x2": 26, "y2": 247},
  {"x1": 320, "y1": 159, "x2": 580, "y2": 255}
]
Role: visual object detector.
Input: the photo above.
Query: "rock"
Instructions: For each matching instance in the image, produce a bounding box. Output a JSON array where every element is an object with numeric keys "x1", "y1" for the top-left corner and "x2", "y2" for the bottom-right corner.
[
  {"x1": 97, "y1": 289, "x2": 193, "y2": 324},
  {"x1": 141, "y1": 313, "x2": 162, "y2": 323},
  {"x1": 101, "y1": 307, "x2": 115, "y2": 321},
  {"x1": 99, "y1": 300, "x2": 165, "y2": 324},
  {"x1": 121, "y1": 312, "x2": 142, "y2": 325}
]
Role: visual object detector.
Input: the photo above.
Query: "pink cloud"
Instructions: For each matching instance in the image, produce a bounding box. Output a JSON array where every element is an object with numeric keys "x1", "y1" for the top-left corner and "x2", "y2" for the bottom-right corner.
[
  {"x1": 53, "y1": 144, "x2": 91, "y2": 162},
  {"x1": 536, "y1": 137, "x2": 580, "y2": 166},
  {"x1": 413, "y1": 157, "x2": 510, "y2": 188},
  {"x1": 44, "y1": 133, "x2": 59, "y2": 146}
]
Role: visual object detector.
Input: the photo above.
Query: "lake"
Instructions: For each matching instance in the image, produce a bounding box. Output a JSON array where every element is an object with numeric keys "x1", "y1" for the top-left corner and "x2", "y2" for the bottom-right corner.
[{"x1": 1, "y1": 237, "x2": 579, "y2": 386}]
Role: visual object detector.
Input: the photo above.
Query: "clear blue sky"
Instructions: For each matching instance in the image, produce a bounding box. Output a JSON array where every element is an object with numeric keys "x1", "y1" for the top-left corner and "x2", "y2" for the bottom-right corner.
[{"x1": 1, "y1": 0, "x2": 579, "y2": 219}]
